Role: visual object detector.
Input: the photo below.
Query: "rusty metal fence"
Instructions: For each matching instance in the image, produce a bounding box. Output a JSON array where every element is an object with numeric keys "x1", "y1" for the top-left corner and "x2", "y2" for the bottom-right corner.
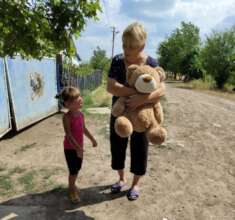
[
  {"x1": 56, "y1": 55, "x2": 103, "y2": 92},
  {"x1": 61, "y1": 68, "x2": 103, "y2": 91}
]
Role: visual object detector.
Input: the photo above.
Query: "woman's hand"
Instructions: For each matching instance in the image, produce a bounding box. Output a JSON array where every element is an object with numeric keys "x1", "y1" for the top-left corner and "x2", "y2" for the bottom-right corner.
[
  {"x1": 126, "y1": 83, "x2": 166, "y2": 110},
  {"x1": 125, "y1": 94, "x2": 147, "y2": 111}
]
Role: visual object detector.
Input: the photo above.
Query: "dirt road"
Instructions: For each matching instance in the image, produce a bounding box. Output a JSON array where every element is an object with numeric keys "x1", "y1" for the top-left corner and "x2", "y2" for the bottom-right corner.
[{"x1": 0, "y1": 83, "x2": 235, "y2": 220}]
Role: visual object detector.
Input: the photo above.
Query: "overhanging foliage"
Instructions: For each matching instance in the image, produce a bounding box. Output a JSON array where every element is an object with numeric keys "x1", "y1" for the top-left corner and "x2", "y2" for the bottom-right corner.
[{"x1": 0, "y1": 0, "x2": 101, "y2": 59}]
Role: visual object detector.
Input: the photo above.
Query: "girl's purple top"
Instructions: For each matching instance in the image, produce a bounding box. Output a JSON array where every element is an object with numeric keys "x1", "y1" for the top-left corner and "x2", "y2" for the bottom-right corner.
[{"x1": 64, "y1": 111, "x2": 84, "y2": 150}]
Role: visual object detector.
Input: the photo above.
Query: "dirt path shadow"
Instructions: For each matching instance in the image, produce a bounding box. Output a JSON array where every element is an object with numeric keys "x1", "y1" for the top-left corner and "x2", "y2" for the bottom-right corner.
[{"x1": 0, "y1": 185, "x2": 127, "y2": 220}]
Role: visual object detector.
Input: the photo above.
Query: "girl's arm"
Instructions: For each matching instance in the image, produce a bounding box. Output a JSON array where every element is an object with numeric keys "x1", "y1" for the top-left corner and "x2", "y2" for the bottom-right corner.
[
  {"x1": 107, "y1": 78, "x2": 137, "y2": 97},
  {"x1": 126, "y1": 82, "x2": 166, "y2": 110},
  {"x1": 84, "y1": 126, "x2": 97, "y2": 147},
  {"x1": 63, "y1": 115, "x2": 82, "y2": 150}
]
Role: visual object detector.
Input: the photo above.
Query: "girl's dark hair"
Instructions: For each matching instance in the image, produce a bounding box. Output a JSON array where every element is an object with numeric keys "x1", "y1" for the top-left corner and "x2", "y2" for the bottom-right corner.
[{"x1": 55, "y1": 86, "x2": 80, "y2": 104}]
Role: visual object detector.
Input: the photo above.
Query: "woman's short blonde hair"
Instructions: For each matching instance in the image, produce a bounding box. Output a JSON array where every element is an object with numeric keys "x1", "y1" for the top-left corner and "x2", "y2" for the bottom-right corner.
[{"x1": 122, "y1": 22, "x2": 147, "y2": 49}]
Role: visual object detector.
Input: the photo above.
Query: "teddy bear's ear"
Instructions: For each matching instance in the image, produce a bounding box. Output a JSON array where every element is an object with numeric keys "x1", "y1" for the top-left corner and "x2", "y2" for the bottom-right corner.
[
  {"x1": 128, "y1": 64, "x2": 139, "y2": 72},
  {"x1": 127, "y1": 64, "x2": 138, "y2": 82},
  {"x1": 155, "y1": 66, "x2": 166, "y2": 82}
]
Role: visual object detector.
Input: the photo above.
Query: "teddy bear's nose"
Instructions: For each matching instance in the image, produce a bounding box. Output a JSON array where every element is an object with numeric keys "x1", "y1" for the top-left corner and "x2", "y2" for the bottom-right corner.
[{"x1": 143, "y1": 75, "x2": 152, "y2": 83}]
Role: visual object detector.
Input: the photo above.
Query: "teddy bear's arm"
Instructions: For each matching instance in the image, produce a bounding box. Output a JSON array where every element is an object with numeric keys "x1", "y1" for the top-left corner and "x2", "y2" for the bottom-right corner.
[
  {"x1": 153, "y1": 102, "x2": 164, "y2": 124},
  {"x1": 111, "y1": 97, "x2": 127, "y2": 117},
  {"x1": 156, "y1": 66, "x2": 166, "y2": 82}
]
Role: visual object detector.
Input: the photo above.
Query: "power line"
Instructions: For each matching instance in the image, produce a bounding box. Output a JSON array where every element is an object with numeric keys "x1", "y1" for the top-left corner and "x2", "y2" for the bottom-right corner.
[{"x1": 111, "y1": 26, "x2": 119, "y2": 59}]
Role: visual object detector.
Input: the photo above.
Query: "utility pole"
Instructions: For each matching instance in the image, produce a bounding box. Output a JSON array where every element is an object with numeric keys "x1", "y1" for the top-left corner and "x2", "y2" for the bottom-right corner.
[{"x1": 111, "y1": 26, "x2": 119, "y2": 59}]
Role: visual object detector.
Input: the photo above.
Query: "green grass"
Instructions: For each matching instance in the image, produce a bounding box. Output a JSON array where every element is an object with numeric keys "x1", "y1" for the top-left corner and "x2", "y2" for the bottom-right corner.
[
  {"x1": 0, "y1": 175, "x2": 13, "y2": 195},
  {"x1": 90, "y1": 84, "x2": 112, "y2": 107},
  {"x1": 224, "y1": 83, "x2": 235, "y2": 92},
  {"x1": 85, "y1": 113, "x2": 109, "y2": 123},
  {"x1": 36, "y1": 168, "x2": 66, "y2": 191},
  {"x1": 171, "y1": 78, "x2": 235, "y2": 93},
  {"x1": 40, "y1": 167, "x2": 65, "y2": 179},
  {"x1": 173, "y1": 79, "x2": 214, "y2": 90},
  {"x1": 0, "y1": 167, "x2": 68, "y2": 198},
  {"x1": 82, "y1": 94, "x2": 93, "y2": 109},
  {"x1": 170, "y1": 80, "x2": 235, "y2": 101},
  {"x1": 190, "y1": 79, "x2": 214, "y2": 90},
  {"x1": 82, "y1": 83, "x2": 112, "y2": 109},
  {"x1": 18, "y1": 171, "x2": 35, "y2": 192}
]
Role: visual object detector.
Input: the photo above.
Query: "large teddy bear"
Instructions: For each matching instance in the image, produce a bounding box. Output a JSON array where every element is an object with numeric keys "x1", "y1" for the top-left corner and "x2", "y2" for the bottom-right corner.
[{"x1": 111, "y1": 64, "x2": 167, "y2": 145}]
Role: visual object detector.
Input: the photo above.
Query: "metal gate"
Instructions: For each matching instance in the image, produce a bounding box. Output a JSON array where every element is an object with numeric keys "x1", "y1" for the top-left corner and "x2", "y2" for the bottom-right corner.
[
  {"x1": 0, "y1": 58, "x2": 11, "y2": 137},
  {"x1": 5, "y1": 57, "x2": 58, "y2": 130}
]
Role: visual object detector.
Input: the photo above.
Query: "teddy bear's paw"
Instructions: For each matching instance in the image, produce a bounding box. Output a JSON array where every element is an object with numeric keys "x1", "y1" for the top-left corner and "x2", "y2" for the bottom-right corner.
[
  {"x1": 112, "y1": 103, "x2": 125, "y2": 117},
  {"x1": 112, "y1": 105, "x2": 125, "y2": 117},
  {"x1": 115, "y1": 116, "x2": 133, "y2": 138},
  {"x1": 147, "y1": 127, "x2": 167, "y2": 145}
]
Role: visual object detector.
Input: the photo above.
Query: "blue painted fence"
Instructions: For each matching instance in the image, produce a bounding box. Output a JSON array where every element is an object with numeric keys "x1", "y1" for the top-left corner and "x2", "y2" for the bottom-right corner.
[
  {"x1": 0, "y1": 55, "x2": 103, "y2": 137},
  {"x1": 0, "y1": 58, "x2": 11, "y2": 137},
  {"x1": 5, "y1": 57, "x2": 58, "y2": 131}
]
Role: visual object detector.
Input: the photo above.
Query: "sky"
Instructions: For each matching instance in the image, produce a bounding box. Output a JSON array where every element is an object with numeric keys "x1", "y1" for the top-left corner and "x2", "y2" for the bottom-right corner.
[{"x1": 75, "y1": 0, "x2": 235, "y2": 62}]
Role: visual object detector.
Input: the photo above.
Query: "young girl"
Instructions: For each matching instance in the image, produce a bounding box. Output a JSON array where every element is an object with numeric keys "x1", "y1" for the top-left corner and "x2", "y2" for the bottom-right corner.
[
  {"x1": 107, "y1": 22, "x2": 165, "y2": 200},
  {"x1": 56, "y1": 86, "x2": 97, "y2": 203}
]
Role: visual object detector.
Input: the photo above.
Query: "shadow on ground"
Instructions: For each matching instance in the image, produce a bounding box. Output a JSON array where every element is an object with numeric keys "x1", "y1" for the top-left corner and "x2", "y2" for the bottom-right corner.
[{"x1": 0, "y1": 184, "x2": 127, "y2": 220}]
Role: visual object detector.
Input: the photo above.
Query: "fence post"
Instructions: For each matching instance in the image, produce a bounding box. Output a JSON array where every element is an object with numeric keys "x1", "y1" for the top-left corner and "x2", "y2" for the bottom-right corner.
[{"x1": 56, "y1": 54, "x2": 63, "y2": 93}]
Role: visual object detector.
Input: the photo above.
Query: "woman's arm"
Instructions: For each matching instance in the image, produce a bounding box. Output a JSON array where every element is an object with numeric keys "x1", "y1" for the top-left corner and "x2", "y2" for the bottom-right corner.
[
  {"x1": 126, "y1": 82, "x2": 166, "y2": 110},
  {"x1": 107, "y1": 77, "x2": 137, "y2": 97},
  {"x1": 145, "y1": 82, "x2": 166, "y2": 102}
]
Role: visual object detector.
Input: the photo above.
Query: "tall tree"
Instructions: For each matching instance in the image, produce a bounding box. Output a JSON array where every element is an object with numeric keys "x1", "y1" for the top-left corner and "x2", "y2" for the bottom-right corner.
[
  {"x1": 157, "y1": 22, "x2": 202, "y2": 80},
  {"x1": 200, "y1": 27, "x2": 235, "y2": 88},
  {"x1": 90, "y1": 46, "x2": 110, "y2": 73},
  {"x1": 0, "y1": 0, "x2": 101, "y2": 59}
]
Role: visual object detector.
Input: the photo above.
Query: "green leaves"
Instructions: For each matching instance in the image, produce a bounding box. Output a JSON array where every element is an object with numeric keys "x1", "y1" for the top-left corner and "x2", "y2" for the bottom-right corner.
[
  {"x1": 90, "y1": 46, "x2": 110, "y2": 72},
  {"x1": 0, "y1": 0, "x2": 101, "y2": 59},
  {"x1": 157, "y1": 22, "x2": 201, "y2": 80},
  {"x1": 157, "y1": 21, "x2": 235, "y2": 88},
  {"x1": 200, "y1": 27, "x2": 235, "y2": 88}
]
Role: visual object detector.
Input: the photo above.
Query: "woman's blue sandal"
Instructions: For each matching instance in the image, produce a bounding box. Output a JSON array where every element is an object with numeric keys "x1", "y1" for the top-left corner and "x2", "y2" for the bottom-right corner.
[
  {"x1": 111, "y1": 182, "x2": 126, "y2": 193},
  {"x1": 127, "y1": 188, "x2": 139, "y2": 201}
]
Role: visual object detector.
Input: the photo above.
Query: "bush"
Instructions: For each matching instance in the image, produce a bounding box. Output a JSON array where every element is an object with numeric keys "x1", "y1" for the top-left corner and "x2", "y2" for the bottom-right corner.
[
  {"x1": 224, "y1": 83, "x2": 235, "y2": 92},
  {"x1": 190, "y1": 79, "x2": 215, "y2": 90},
  {"x1": 200, "y1": 27, "x2": 235, "y2": 89},
  {"x1": 81, "y1": 84, "x2": 111, "y2": 110},
  {"x1": 76, "y1": 63, "x2": 94, "y2": 76}
]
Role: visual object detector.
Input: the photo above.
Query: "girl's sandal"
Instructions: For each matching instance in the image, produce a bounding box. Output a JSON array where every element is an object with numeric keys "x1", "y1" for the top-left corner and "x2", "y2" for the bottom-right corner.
[{"x1": 69, "y1": 191, "x2": 81, "y2": 204}]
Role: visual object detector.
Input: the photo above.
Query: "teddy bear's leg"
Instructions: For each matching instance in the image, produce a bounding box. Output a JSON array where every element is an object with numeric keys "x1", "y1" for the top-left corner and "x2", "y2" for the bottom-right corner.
[
  {"x1": 146, "y1": 125, "x2": 167, "y2": 145},
  {"x1": 153, "y1": 102, "x2": 164, "y2": 124},
  {"x1": 112, "y1": 97, "x2": 127, "y2": 117},
  {"x1": 114, "y1": 116, "x2": 133, "y2": 138}
]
